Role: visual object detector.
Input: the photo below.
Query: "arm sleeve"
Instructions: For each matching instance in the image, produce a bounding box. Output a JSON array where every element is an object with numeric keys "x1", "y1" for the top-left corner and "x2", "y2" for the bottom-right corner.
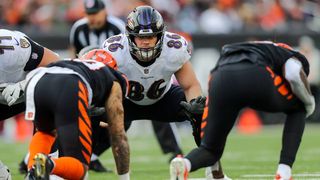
[{"x1": 23, "y1": 36, "x2": 44, "y2": 71}]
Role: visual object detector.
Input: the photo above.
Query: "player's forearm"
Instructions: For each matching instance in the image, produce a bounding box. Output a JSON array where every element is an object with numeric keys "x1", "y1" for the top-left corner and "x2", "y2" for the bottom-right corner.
[
  {"x1": 111, "y1": 131, "x2": 130, "y2": 175},
  {"x1": 184, "y1": 83, "x2": 202, "y2": 102}
]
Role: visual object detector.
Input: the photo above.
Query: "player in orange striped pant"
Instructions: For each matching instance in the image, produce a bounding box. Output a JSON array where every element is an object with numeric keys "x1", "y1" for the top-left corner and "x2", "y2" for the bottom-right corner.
[{"x1": 25, "y1": 49, "x2": 130, "y2": 180}]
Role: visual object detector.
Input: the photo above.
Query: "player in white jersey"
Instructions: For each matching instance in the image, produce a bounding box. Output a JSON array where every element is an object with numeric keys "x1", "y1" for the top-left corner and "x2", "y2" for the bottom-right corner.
[
  {"x1": 0, "y1": 29, "x2": 59, "y2": 121},
  {"x1": 102, "y1": 6, "x2": 229, "y2": 179},
  {"x1": 102, "y1": 5, "x2": 204, "y2": 132},
  {"x1": 104, "y1": 1, "x2": 201, "y2": 165}
]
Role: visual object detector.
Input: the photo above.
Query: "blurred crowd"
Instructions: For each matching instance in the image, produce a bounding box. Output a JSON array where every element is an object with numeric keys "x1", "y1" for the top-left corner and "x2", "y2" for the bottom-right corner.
[{"x1": 1, "y1": 0, "x2": 320, "y2": 34}]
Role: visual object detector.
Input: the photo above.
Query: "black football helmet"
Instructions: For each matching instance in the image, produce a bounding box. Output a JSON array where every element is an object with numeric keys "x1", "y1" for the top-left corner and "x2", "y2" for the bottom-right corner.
[{"x1": 126, "y1": 6, "x2": 165, "y2": 62}]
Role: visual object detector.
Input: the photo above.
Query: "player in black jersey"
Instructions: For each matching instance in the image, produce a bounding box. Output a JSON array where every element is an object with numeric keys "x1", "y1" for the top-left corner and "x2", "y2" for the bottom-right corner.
[
  {"x1": 25, "y1": 49, "x2": 130, "y2": 180},
  {"x1": 69, "y1": 0, "x2": 125, "y2": 172},
  {"x1": 170, "y1": 41, "x2": 315, "y2": 180}
]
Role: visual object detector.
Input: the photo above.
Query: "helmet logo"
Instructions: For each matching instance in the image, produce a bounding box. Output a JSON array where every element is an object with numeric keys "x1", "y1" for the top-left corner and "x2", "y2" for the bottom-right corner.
[
  {"x1": 127, "y1": 18, "x2": 135, "y2": 30},
  {"x1": 156, "y1": 18, "x2": 163, "y2": 29}
]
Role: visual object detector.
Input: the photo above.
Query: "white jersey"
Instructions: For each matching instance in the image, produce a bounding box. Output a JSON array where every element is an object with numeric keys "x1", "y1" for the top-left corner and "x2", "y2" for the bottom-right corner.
[
  {"x1": 102, "y1": 31, "x2": 191, "y2": 105},
  {"x1": 0, "y1": 29, "x2": 32, "y2": 84}
]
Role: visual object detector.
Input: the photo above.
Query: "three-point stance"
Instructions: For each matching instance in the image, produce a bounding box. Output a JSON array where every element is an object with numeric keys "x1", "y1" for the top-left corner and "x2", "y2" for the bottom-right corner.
[
  {"x1": 25, "y1": 50, "x2": 130, "y2": 180},
  {"x1": 170, "y1": 41, "x2": 314, "y2": 180}
]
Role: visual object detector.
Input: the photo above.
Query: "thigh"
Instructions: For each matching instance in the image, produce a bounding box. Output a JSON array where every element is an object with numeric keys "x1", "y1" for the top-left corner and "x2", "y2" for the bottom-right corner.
[
  {"x1": 249, "y1": 65, "x2": 304, "y2": 113},
  {"x1": 55, "y1": 79, "x2": 92, "y2": 165},
  {"x1": 34, "y1": 74, "x2": 92, "y2": 165}
]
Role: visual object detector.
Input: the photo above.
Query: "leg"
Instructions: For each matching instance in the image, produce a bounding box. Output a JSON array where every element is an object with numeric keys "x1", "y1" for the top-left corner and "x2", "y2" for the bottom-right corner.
[
  {"x1": 27, "y1": 75, "x2": 91, "y2": 180},
  {"x1": 152, "y1": 121, "x2": 183, "y2": 159},
  {"x1": 170, "y1": 70, "x2": 241, "y2": 180},
  {"x1": 51, "y1": 80, "x2": 92, "y2": 179}
]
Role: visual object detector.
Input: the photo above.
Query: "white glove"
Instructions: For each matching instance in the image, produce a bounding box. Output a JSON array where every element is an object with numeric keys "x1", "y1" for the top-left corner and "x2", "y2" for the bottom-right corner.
[
  {"x1": 1, "y1": 80, "x2": 26, "y2": 106},
  {"x1": 305, "y1": 96, "x2": 315, "y2": 118}
]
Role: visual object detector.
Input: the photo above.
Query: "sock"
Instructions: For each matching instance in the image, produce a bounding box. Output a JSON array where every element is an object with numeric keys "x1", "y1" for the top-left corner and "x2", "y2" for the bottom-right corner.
[
  {"x1": 183, "y1": 158, "x2": 191, "y2": 172},
  {"x1": 28, "y1": 131, "x2": 55, "y2": 169},
  {"x1": 52, "y1": 157, "x2": 87, "y2": 180},
  {"x1": 211, "y1": 161, "x2": 219, "y2": 171},
  {"x1": 24, "y1": 152, "x2": 30, "y2": 165},
  {"x1": 90, "y1": 153, "x2": 98, "y2": 161},
  {"x1": 48, "y1": 150, "x2": 59, "y2": 159},
  {"x1": 119, "y1": 172, "x2": 130, "y2": 180},
  {"x1": 277, "y1": 164, "x2": 292, "y2": 179}
]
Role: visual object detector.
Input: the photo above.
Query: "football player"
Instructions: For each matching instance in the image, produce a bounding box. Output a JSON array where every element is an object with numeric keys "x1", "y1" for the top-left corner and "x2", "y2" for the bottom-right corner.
[
  {"x1": 170, "y1": 41, "x2": 314, "y2": 180},
  {"x1": 102, "y1": 5, "x2": 204, "y2": 132},
  {"x1": 101, "y1": 5, "x2": 228, "y2": 179},
  {"x1": 25, "y1": 49, "x2": 130, "y2": 180},
  {"x1": 0, "y1": 29, "x2": 59, "y2": 120}
]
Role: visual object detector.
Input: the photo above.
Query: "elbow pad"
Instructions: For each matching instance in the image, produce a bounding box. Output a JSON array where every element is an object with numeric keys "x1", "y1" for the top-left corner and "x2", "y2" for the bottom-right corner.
[{"x1": 284, "y1": 58, "x2": 302, "y2": 84}]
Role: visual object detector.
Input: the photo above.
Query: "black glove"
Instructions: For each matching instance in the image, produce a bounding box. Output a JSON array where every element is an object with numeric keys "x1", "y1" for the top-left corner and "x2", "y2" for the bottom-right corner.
[
  {"x1": 180, "y1": 96, "x2": 206, "y2": 115},
  {"x1": 180, "y1": 96, "x2": 206, "y2": 147}
]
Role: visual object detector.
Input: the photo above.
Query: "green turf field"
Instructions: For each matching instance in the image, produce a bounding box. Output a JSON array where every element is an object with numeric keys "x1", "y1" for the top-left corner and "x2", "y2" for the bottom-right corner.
[{"x1": 1, "y1": 124, "x2": 319, "y2": 180}]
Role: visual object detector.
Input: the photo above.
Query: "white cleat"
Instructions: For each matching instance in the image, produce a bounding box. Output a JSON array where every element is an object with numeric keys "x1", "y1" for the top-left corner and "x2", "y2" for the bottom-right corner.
[
  {"x1": 274, "y1": 174, "x2": 293, "y2": 180},
  {"x1": 205, "y1": 166, "x2": 232, "y2": 180},
  {"x1": 170, "y1": 157, "x2": 188, "y2": 180}
]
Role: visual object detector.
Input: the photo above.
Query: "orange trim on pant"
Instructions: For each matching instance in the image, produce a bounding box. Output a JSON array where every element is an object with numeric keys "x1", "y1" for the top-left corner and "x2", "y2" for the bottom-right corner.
[
  {"x1": 28, "y1": 131, "x2": 55, "y2": 169},
  {"x1": 78, "y1": 81, "x2": 92, "y2": 164},
  {"x1": 265, "y1": 66, "x2": 293, "y2": 100},
  {"x1": 52, "y1": 157, "x2": 87, "y2": 180},
  {"x1": 78, "y1": 82, "x2": 88, "y2": 102}
]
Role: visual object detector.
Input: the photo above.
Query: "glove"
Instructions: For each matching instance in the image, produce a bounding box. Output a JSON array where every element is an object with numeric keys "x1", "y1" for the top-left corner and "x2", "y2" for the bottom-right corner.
[
  {"x1": 1, "y1": 80, "x2": 26, "y2": 106},
  {"x1": 180, "y1": 96, "x2": 207, "y2": 115},
  {"x1": 180, "y1": 96, "x2": 206, "y2": 146},
  {"x1": 305, "y1": 96, "x2": 315, "y2": 118}
]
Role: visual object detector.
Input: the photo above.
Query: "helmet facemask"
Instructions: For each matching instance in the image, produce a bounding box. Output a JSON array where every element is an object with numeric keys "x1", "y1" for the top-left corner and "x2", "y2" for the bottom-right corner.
[{"x1": 127, "y1": 31, "x2": 164, "y2": 62}]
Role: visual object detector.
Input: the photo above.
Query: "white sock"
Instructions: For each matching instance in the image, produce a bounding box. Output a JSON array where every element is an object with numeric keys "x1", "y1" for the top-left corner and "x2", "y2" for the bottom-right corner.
[
  {"x1": 183, "y1": 158, "x2": 191, "y2": 172},
  {"x1": 91, "y1": 153, "x2": 98, "y2": 161},
  {"x1": 211, "y1": 161, "x2": 220, "y2": 171},
  {"x1": 48, "y1": 150, "x2": 59, "y2": 158},
  {"x1": 24, "y1": 152, "x2": 30, "y2": 165},
  {"x1": 277, "y1": 164, "x2": 292, "y2": 179},
  {"x1": 119, "y1": 172, "x2": 130, "y2": 180}
]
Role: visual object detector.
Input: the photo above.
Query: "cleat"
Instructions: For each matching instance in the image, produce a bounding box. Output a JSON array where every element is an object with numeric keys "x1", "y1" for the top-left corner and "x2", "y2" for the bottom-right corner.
[
  {"x1": 205, "y1": 161, "x2": 232, "y2": 180},
  {"x1": 25, "y1": 167, "x2": 36, "y2": 180},
  {"x1": 170, "y1": 156, "x2": 188, "y2": 180},
  {"x1": 33, "y1": 153, "x2": 53, "y2": 180},
  {"x1": 19, "y1": 159, "x2": 28, "y2": 174},
  {"x1": 275, "y1": 174, "x2": 293, "y2": 180},
  {"x1": 89, "y1": 159, "x2": 112, "y2": 173}
]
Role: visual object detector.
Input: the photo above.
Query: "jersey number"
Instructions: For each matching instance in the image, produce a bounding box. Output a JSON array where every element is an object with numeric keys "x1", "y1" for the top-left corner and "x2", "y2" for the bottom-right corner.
[
  {"x1": 128, "y1": 79, "x2": 166, "y2": 101},
  {"x1": 0, "y1": 36, "x2": 14, "y2": 54},
  {"x1": 105, "y1": 35, "x2": 124, "y2": 52}
]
